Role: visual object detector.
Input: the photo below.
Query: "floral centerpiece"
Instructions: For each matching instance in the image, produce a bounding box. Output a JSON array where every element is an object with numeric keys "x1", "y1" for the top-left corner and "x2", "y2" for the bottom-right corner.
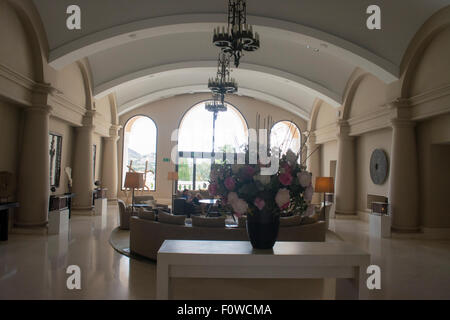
[{"x1": 208, "y1": 149, "x2": 315, "y2": 249}]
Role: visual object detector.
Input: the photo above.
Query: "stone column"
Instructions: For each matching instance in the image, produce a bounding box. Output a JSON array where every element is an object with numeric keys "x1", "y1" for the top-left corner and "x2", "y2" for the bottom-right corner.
[
  {"x1": 16, "y1": 105, "x2": 51, "y2": 227},
  {"x1": 101, "y1": 125, "x2": 120, "y2": 202},
  {"x1": 334, "y1": 121, "x2": 356, "y2": 215},
  {"x1": 72, "y1": 112, "x2": 95, "y2": 212},
  {"x1": 306, "y1": 134, "x2": 321, "y2": 204},
  {"x1": 388, "y1": 119, "x2": 420, "y2": 232}
]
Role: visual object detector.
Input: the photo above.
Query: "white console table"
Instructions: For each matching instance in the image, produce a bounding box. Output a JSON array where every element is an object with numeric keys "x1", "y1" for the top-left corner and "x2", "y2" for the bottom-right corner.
[{"x1": 157, "y1": 240, "x2": 370, "y2": 300}]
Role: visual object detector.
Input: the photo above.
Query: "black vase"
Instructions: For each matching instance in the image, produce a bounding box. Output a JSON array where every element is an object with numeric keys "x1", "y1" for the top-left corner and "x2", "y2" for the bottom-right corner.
[{"x1": 246, "y1": 209, "x2": 280, "y2": 250}]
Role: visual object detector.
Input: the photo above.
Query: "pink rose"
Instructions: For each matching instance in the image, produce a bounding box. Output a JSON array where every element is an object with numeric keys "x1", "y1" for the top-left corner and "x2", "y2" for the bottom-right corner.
[
  {"x1": 279, "y1": 172, "x2": 293, "y2": 186},
  {"x1": 224, "y1": 177, "x2": 236, "y2": 191},
  {"x1": 304, "y1": 185, "x2": 314, "y2": 202},
  {"x1": 254, "y1": 198, "x2": 266, "y2": 211},
  {"x1": 208, "y1": 183, "x2": 218, "y2": 196},
  {"x1": 232, "y1": 198, "x2": 249, "y2": 216},
  {"x1": 275, "y1": 188, "x2": 291, "y2": 210},
  {"x1": 281, "y1": 163, "x2": 292, "y2": 174},
  {"x1": 298, "y1": 171, "x2": 312, "y2": 188},
  {"x1": 242, "y1": 166, "x2": 256, "y2": 178}
]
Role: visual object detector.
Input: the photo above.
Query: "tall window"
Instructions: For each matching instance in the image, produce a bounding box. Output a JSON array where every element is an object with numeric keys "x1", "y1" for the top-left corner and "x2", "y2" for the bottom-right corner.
[
  {"x1": 270, "y1": 121, "x2": 302, "y2": 159},
  {"x1": 122, "y1": 116, "x2": 157, "y2": 190},
  {"x1": 177, "y1": 101, "x2": 248, "y2": 190}
]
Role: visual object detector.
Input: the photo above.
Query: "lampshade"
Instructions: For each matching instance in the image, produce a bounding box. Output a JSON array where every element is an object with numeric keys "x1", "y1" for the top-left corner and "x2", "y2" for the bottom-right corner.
[
  {"x1": 124, "y1": 172, "x2": 145, "y2": 189},
  {"x1": 315, "y1": 177, "x2": 334, "y2": 193},
  {"x1": 167, "y1": 172, "x2": 179, "y2": 181}
]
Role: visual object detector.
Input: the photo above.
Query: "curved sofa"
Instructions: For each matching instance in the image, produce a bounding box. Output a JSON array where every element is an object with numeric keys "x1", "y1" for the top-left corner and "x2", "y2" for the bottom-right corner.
[{"x1": 129, "y1": 216, "x2": 326, "y2": 260}]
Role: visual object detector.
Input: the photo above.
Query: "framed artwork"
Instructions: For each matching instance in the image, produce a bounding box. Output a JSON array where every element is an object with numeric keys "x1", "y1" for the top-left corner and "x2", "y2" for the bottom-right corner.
[
  {"x1": 49, "y1": 133, "x2": 63, "y2": 188},
  {"x1": 93, "y1": 144, "x2": 97, "y2": 181}
]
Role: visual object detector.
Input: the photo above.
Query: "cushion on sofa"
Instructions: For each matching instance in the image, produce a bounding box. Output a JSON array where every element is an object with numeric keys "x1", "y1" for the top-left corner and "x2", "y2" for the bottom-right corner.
[
  {"x1": 138, "y1": 208, "x2": 156, "y2": 221},
  {"x1": 192, "y1": 215, "x2": 226, "y2": 228},
  {"x1": 280, "y1": 215, "x2": 303, "y2": 226},
  {"x1": 301, "y1": 212, "x2": 319, "y2": 225},
  {"x1": 158, "y1": 211, "x2": 186, "y2": 225}
]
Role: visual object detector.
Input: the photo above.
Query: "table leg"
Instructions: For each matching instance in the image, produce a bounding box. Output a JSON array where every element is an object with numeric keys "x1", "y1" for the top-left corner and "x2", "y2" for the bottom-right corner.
[
  {"x1": 335, "y1": 267, "x2": 360, "y2": 300},
  {"x1": 156, "y1": 259, "x2": 170, "y2": 300},
  {"x1": 0, "y1": 209, "x2": 9, "y2": 241}
]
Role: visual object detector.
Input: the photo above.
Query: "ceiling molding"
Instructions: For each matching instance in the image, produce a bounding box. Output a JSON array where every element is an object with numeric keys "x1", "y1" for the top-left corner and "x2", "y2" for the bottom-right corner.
[
  {"x1": 117, "y1": 85, "x2": 311, "y2": 120},
  {"x1": 48, "y1": 14, "x2": 399, "y2": 83},
  {"x1": 94, "y1": 61, "x2": 342, "y2": 108}
]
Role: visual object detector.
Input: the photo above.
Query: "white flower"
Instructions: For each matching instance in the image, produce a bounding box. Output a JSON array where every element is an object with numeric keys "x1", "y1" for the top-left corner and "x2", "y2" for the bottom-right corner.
[
  {"x1": 304, "y1": 185, "x2": 314, "y2": 202},
  {"x1": 232, "y1": 198, "x2": 249, "y2": 215},
  {"x1": 254, "y1": 174, "x2": 271, "y2": 185},
  {"x1": 275, "y1": 188, "x2": 291, "y2": 209},
  {"x1": 227, "y1": 192, "x2": 239, "y2": 205},
  {"x1": 298, "y1": 171, "x2": 312, "y2": 188},
  {"x1": 286, "y1": 149, "x2": 298, "y2": 165}
]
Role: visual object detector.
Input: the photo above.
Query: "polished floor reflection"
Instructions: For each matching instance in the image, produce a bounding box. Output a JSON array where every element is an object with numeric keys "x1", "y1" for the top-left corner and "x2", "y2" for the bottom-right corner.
[{"x1": 0, "y1": 205, "x2": 449, "y2": 299}]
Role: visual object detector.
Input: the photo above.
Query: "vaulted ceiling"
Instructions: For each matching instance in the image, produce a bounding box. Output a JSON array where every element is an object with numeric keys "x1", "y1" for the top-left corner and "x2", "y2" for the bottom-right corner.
[{"x1": 32, "y1": 0, "x2": 450, "y2": 119}]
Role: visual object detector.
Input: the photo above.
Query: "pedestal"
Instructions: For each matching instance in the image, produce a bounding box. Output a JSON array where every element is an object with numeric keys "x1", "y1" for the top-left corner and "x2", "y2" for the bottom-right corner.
[
  {"x1": 94, "y1": 198, "x2": 108, "y2": 216},
  {"x1": 369, "y1": 214, "x2": 391, "y2": 238},
  {"x1": 48, "y1": 209, "x2": 70, "y2": 235}
]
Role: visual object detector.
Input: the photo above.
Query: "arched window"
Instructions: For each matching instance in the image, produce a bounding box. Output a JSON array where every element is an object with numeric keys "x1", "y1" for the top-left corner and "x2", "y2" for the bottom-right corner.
[
  {"x1": 178, "y1": 101, "x2": 248, "y2": 153},
  {"x1": 122, "y1": 115, "x2": 157, "y2": 190},
  {"x1": 177, "y1": 100, "x2": 248, "y2": 190},
  {"x1": 270, "y1": 121, "x2": 302, "y2": 159}
]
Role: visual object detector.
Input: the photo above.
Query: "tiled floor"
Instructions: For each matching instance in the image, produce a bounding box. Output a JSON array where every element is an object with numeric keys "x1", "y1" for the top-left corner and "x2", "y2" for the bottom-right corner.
[{"x1": 0, "y1": 205, "x2": 449, "y2": 299}]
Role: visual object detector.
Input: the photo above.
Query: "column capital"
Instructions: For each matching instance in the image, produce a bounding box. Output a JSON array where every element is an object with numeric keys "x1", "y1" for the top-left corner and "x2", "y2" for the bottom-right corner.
[
  {"x1": 388, "y1": 97, "x2": 413, "y2": 121},
  {"x1": 81, "y1": 110, "x2": 96, "y2": 128},
  {"x1": 24, "y1": 104, "x2": 53, "y2": 114},
  {"x1": 108, "y1": 125, "x2": 122, "y2": 139},
  {"x1": 390, "y1": 119, "x2": 416, "y2": 129},
  {"x1": 336, "y1": 120, "x2": 354, "y2": 141}
]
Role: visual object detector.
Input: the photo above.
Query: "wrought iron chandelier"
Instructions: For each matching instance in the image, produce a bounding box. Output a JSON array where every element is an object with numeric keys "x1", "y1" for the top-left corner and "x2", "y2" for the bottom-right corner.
[
  {"x1": 207, "y1": 52, "x2": 238, "y2": 98},
  {"x1": 213, "y1": 0, "x2": 260, "y2": 68},
  {"x1": 206, "y1": 52, "x2": 237, "y2": 152}
]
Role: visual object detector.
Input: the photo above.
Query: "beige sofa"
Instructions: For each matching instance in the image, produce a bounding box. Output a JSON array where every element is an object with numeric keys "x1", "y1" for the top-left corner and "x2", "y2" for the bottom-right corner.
[{"x1": 130, "y1": 216, "x2": 326, "y2": 260}]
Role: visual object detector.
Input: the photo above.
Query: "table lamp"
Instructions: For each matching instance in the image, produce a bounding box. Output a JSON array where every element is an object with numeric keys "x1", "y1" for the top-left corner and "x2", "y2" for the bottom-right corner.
[
  {"x1": 315, "y1": 177, "x2": 335, "y2": 209},
  {"x1": 167, "y1": 172, "x2": 179, "y2": 196},
  {"x1": 124, "y1": 172, "x2": 144, "y2": 212}
]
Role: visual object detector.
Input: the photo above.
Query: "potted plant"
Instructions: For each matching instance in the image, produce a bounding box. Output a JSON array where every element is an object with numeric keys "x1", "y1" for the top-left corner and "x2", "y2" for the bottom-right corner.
[{"x1": 208, "y1": 149, "x2": 315, "y2": 249}]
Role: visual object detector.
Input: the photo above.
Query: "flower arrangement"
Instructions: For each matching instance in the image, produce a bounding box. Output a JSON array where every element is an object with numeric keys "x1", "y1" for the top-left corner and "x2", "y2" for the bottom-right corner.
[{"x1": 208, "y1": 149, "x2": 315, "y2": 218}]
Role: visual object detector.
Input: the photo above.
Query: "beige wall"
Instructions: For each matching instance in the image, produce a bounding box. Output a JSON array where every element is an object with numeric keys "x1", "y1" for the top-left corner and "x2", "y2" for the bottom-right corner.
[
  {"x1": 355, "y1": 129, "x2": 392, "y2": 213},
  {"x1": 118, "y1": 93, "x2": 307, "y2": 203},
  {"x1": 410, "y1": 27, "x2": 450, "y2": 96},
  {"x1": 49, "y1": 117, "x2": 74, "y2": 195},
  {"x1": 320, "y1": 140, "x2": 338, "y2": 177},
  {"x1": 417, "y1": 114, "x2": 450, "y2": 228},
  {"x1": 0, "y1": 100, "x2": 21, "y2": 179},
  {"x1": 0, "y1": 1, "x2": 35, "y2": 79},
  {"x1": 315, "y1": 102, "x2": 337, "y2": 129},
  {"x1": 349, "y1": 74, "x2": 387, "y2": 119}
]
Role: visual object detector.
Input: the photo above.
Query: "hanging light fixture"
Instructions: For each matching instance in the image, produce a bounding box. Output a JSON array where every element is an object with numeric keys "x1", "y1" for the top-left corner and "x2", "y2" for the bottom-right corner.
[
  {"x1": 213, "y1": 0, "x2": 260, "y2": 68},
  {"x1": 207, "y1": 52, "x2": 238, "y2": 98}
]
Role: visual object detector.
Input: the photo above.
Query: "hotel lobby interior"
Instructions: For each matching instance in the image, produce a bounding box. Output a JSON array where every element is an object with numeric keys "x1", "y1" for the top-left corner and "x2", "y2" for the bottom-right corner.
[{"x1": 0, "y1": 0, "x2": 450, "y2": 301}]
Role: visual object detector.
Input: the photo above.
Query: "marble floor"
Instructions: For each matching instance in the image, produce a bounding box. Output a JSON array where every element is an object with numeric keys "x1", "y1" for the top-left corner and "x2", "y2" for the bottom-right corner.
[{"x1": 0, "y1": 205, "x2": 449, "y2": 300}]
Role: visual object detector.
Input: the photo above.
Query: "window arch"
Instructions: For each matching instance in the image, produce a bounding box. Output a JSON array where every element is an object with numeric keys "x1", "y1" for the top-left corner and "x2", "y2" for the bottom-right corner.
[
  {"x1": 270, "y1": 120, "x2": 302, "y2": 159},
  {"x1": 122, "y1": 115, "x2": 157, "y2": 190},
  {"x1": 178, "y1": 100, "x2": 248, "y2": 153},
  {"x1": 177, "y1": 100, "x2": 248, "y2": 190}
]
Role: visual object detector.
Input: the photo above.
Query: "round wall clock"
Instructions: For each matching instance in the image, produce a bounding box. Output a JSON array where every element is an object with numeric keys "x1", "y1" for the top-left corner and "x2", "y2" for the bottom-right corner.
[{"x1": 370, "y1": 149, "x2": 389, "y2": 185}]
